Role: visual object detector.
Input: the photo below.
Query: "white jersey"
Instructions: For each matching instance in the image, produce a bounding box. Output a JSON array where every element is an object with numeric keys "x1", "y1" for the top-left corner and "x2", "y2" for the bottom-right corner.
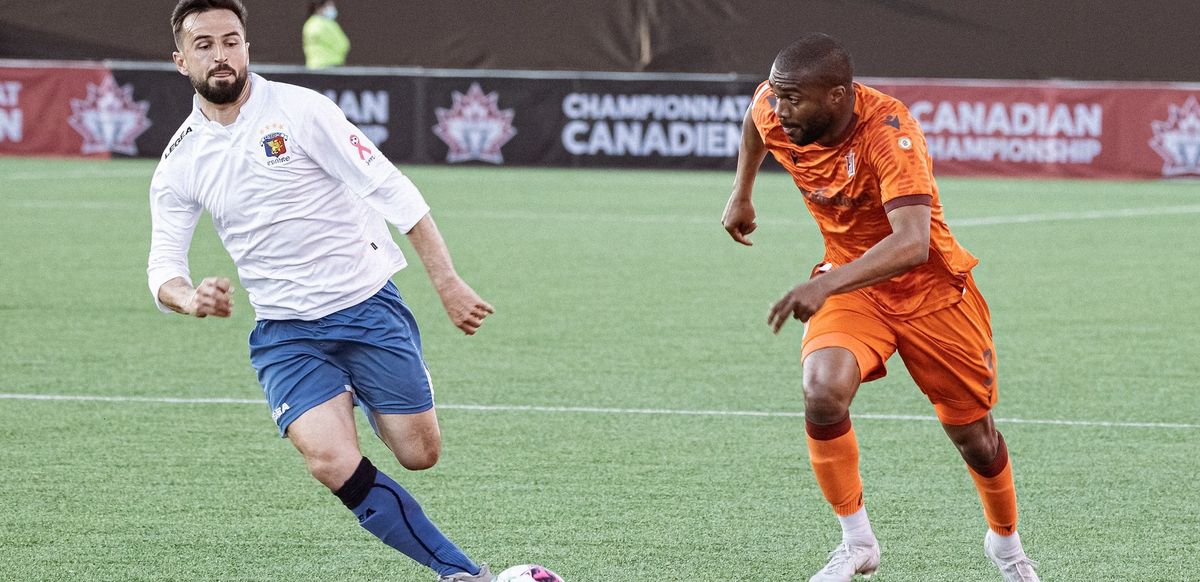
[{"x1": 147, "y1": 74, "x2": 430, "y2": 321}]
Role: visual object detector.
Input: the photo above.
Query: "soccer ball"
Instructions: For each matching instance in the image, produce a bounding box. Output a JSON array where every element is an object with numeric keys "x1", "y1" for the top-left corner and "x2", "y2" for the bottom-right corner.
[{"x1": 495, "y1": 564, "x2": 564, "y2": 582}]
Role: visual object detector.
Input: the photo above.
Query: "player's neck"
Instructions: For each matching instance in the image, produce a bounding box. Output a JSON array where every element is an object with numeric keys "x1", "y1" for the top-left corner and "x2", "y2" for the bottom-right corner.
[{"x1": 198, "y1": 76, "x2": 253, "y2": 127}]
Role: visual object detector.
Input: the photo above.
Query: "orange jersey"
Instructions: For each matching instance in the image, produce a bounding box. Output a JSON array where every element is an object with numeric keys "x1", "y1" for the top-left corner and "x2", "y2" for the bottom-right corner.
[{"x1": 751, "y1": 81, "x2": 979, "y2": 319}]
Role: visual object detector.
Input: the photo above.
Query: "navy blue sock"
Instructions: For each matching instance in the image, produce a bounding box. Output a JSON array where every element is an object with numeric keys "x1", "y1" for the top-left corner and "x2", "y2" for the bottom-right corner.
[{"x1": 334, "y1": 457, "x2": 479, "y2": 577}]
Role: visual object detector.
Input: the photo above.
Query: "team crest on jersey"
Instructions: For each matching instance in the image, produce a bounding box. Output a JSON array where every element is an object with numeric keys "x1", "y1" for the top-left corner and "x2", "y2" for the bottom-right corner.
[
  {"x1": 1149, "y1": 96, "x2": 1200, "y2": 176},
  {"x1": 68, "y1": 74, "x2": 152, "y2": 155},
  {"x1": 258, "y1": 127, "x2": 293, "y2": 166},
  {"x1": 432, "y1": 83, "x2": 517, "y2": 164},
  {"x1": 261, "y1": 132, "x2": 288, "y2": 157}
]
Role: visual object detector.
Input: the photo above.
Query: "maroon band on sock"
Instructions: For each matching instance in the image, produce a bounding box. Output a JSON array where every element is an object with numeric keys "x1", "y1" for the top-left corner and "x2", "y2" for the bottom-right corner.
[
  {"x1": 973, "y1": 432, "x2": 1010, "y2": 478},
  {"x1": 806, "y1": 413, "x2": 852, "y2": 441}
]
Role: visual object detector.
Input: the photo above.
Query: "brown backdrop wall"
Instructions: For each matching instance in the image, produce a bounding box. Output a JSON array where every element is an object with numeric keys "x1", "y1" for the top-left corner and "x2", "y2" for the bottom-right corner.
[{"x1": 1, "y1": 0, "x2": 1196, "y2": 82}]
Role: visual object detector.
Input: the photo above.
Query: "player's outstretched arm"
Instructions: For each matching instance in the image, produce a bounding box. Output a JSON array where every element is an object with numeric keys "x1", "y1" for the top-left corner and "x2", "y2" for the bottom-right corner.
[
  {"x1": 404, "y1": 214, "x2": 494, "y2": 335},
  {"x1": 157, "y1": 276, "x2": 234, "y2": 318},
  {"x1": 722, "y1": 106, "x2": 768, "y2": 246}
]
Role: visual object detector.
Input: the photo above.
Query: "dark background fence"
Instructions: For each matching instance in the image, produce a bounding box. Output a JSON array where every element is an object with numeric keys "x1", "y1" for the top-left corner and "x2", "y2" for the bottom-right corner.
[{"x1": 2, "y1": 1, "x2": 1198, "y2": 82}]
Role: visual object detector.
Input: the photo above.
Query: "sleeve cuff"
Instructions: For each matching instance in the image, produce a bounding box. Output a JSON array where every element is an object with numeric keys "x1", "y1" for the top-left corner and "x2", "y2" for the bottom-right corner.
[
  {"x1": 883, "y1": 194, "x2": 932, "y2": 213},
  {"x1": 148, "y1": 271, "x2": 190, "y2": 314},
  {"x1": 396, "y1": 206, "x2": 432, "y2": 234}
]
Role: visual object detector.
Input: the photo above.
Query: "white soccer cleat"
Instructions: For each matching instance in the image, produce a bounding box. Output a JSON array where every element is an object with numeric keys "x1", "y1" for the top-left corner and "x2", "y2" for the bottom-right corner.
[
  {"x1": 809, "y1": 539, "x2": 881, "y2": 582},
  {"x1": 985, "y1": 531, "x2": 1040, "y2": 582}
]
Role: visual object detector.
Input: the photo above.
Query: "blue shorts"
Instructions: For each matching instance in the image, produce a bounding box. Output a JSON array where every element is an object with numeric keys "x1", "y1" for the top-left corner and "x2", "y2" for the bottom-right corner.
[{"x1": 248, "y1": 281, "x2": 434, "y2": 437}]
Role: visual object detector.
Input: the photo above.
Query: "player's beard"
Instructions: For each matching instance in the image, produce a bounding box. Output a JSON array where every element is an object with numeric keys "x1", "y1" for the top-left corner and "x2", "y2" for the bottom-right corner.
[
  {"x1": 191, "y1": 65, "x2": 247, "y2": 105},
  {"x1": 788, "y1": 108, "x2": 835, "y2": 146}
]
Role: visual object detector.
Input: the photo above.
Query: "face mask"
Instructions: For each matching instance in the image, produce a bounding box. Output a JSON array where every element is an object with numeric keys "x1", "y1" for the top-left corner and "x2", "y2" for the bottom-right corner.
[{"x1": 321, "y1": 6, "x2": 338, "y2": 19}]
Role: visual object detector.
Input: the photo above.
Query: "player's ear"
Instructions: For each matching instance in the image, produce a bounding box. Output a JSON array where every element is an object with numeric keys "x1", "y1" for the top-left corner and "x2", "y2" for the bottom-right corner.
[
  {"x1": 827, "y1": 84, "x2": 848, "y2": 105},
  {"x1": 172, "y1": 51, "x2": 188, "y2": 76}
]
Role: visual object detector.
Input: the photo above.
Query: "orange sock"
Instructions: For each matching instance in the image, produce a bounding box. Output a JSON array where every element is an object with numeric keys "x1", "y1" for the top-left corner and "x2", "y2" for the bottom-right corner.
[
  {"x1": 806, "y1": 414, "x2": 864, "y2": 517},
  {"x1": 968, "y1": 432, "x2": 1018, "y2": 535}
]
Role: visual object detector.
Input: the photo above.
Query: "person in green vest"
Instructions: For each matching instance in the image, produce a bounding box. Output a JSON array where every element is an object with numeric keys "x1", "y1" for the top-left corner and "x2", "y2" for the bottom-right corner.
[{"x1": 303, "y1": 0, "x2": 349, "y2": 69}]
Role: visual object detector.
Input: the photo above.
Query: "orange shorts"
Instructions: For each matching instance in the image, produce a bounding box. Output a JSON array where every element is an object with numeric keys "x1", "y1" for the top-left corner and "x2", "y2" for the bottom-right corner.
[{"x1": 801, "y1": 274, "x2": 997, "y2": 425}]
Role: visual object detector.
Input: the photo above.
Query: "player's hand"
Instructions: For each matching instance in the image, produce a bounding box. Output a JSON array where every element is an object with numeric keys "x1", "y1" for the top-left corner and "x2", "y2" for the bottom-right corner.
[
  {"x1": 435, "y1": 276, "x2": 494, "y2": 335},
  {"x1": 186, "y1": 277, "x2": 234, "y2": 318},
  {"x1": 721, "y1": 194, "x2": 757, "y2": 246},
  {"x1": 767, "y1": 279, "x2": 829, "y2": 333}
]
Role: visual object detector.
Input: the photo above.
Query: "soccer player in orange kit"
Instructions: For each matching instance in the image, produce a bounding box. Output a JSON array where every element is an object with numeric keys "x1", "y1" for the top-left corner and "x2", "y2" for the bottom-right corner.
[{"x1": 721, "y1": 33, "x2": 1040, "y2": 582}]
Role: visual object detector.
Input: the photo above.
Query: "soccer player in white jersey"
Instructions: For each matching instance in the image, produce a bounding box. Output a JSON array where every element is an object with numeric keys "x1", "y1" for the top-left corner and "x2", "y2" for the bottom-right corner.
[{"x1": 148, "y1": 1, "x2": 496, "y2": 580}]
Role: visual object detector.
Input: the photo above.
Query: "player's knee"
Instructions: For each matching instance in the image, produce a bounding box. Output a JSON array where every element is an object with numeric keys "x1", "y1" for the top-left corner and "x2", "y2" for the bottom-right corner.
[
  {"x1": 397, "y1": 441, "x2": 440, "y2": 471},
  {"x1": 392, "y1": 429, "x2": 441, "y2": 470},
  {"x1": 804, "y1": 394, "x2": 851, "y2": 424},
  {"x1": 803, "y1": 370, "x2": 857, "y2": 423},
  {"x1": 948, "y1": 428, "x2": 999, "y2": 468},
  {"x1": 305, "y1": 451, "x2": 361, "y2": 489},
  {"x1": 955, "y1": 436, "x2": 993, "y2": 468}
]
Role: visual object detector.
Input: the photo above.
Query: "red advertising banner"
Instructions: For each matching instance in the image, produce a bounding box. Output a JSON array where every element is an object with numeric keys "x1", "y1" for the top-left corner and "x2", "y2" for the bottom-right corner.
[
  {"x1": 0, "y1": 63, "x2": 148, "y2": 158},
  {"x1": 869, "y1": 79, "x2": 1200, "y2": 179}
]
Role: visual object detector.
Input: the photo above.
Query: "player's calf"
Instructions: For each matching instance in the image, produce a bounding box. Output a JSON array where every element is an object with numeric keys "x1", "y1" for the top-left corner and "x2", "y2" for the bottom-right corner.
[{"x1": 335, "y1": 456, "x2": 484, "y2": 577}]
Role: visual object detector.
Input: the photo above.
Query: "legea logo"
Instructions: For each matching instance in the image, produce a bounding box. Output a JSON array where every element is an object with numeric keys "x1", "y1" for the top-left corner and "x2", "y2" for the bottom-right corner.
[
  {"x1": 1149, "y1": 96, "x2": 1200, "y2": 177},
  {"x1": 432, "y1": 83, "x2": 516, "y2": 164},
  {"x1": 68, "y1": 74, "x2": 152, "y2": 156}
]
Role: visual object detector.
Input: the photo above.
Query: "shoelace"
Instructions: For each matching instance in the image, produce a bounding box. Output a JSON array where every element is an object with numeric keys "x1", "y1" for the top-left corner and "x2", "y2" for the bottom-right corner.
[
  {"x1": 999, "y1": 556, "x2": 1040, "y2": 581},
  {"x1": 818, "y1": 543, "x2": 858, "y2": 573}
]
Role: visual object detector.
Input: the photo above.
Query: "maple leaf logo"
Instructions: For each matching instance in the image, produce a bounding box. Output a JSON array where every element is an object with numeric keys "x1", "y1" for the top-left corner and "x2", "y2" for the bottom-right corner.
[
  {"x1": 1149, "y1": 96, "x2": 1200, "y2": 177},
  {"x1": 68, "y1": 74, "x2": 152, "y2": 155},
  {"x1": 432, "y1": 83, "x2": 516, "y2": 164}
]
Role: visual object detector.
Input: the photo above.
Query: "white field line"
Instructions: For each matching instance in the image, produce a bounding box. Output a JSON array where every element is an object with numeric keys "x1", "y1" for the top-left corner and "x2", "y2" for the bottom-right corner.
[
  {"x1": 949, "y1": 204, "x2": 1200, "y2": 226},
  {"x1": 6, "y1": 168, "x2": 151, "y2": 181},
  {"x1": 3, "y1": 175, "x2": 1199, "y2": 228},
  {"x1": 1, "y1": 392, "x2": 1195, "y2": 430},
  {"x1": 430, "y1": 204, "x2": 1200, "y2": 228},
  {"x1": 8, "y1": 200, "x2": 142, "y2": 210}
]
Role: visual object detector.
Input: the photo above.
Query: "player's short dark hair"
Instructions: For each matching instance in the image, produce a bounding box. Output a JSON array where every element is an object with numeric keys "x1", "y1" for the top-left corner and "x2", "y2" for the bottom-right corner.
[
  {"x1": 774, "y1": 33, "x2": 854, "y2": 89},
  {"x1": 171, "y1": 0, "x2": 248, "y2": 48}
]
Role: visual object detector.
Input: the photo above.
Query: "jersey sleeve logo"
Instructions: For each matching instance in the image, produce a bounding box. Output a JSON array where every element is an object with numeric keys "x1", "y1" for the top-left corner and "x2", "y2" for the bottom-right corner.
[
  {"x1": 884, "y1": 115, "x2": 901, "y2": 129},
  {"x1": 898, "y1": 136, "x2": 913, "y2": 150},
  {"x1": 164, "y1": 126, "x2": 193, "y2": 159},
  {"x1": 349, "y1": 134, "x2": 373, "y2": 161}
]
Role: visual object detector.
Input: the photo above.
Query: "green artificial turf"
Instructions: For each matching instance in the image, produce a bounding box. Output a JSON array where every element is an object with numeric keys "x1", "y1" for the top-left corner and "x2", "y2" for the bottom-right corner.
[{"x1": 0, "y1": 157, "x2": 1197, "y2": 580}]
